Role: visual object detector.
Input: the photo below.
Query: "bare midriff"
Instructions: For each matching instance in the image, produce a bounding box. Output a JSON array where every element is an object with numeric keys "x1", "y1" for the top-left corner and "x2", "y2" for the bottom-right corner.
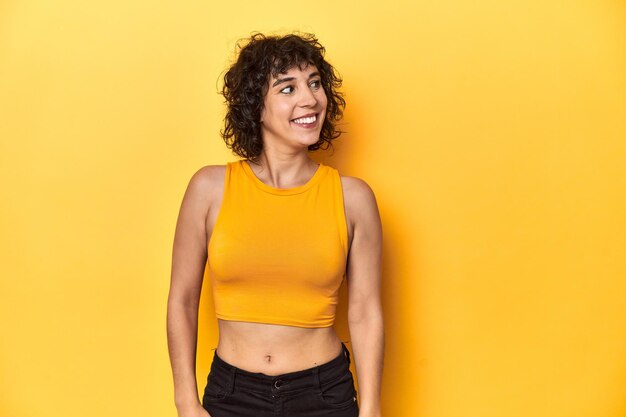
[{"x1": 215, "y1": 319, "x2": 344, "y2": 375}]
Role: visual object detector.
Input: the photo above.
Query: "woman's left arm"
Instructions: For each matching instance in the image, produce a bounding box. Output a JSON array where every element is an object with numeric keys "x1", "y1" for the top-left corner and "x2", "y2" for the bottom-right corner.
[{"x1": 345, "y1": 177, "x2": 385, "y2": 417}]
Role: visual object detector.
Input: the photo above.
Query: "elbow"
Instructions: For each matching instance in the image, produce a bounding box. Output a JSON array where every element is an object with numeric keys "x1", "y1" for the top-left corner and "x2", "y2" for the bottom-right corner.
[{"x1": 347, "y1": 303, "x2": 384, "y2": 326}]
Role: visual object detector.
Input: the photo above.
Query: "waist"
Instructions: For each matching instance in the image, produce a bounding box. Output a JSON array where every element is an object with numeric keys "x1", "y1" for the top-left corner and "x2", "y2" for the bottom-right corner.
[
  {"x1": 210, "y1": 341, "x2": 352, "y2": 395},
  {"x1": 215, "y1": 319, "x2": 343, "y2": 375}
]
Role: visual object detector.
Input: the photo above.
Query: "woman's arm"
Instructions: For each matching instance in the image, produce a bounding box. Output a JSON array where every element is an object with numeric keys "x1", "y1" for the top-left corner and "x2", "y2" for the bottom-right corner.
[
  {"x1": 166, "y1": 167, "x2": 214, "y2": 413},
  {"x1": 345, "y1": 177, "x2": 385, "y2": 417}
]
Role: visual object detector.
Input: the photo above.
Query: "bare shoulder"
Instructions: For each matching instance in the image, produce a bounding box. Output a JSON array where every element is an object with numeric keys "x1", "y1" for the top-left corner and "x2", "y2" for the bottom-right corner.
[
  {"x1": 189, "y1": 164, "x2": 226, "y2": 188},
  {"x1": 340, "y1": 175, "x2": 377, "y2": 199},
  {"x1": 181, "y1": 164, "x2": 227, "y2": 211},
  {"x1": 339, "y1": 174, "x2": 381, "y2": 226}
]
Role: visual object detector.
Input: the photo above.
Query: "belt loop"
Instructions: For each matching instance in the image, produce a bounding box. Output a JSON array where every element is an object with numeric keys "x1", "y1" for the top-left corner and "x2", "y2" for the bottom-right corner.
[{"x1": 311, "y1": 367, "x2": 322, "y2": 393}]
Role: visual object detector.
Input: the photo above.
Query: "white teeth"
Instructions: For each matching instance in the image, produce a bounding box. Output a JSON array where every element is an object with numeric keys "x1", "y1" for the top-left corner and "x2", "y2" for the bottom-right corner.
[{"x1": 293, "y1": 115, "x2": 316, "y2": 124}]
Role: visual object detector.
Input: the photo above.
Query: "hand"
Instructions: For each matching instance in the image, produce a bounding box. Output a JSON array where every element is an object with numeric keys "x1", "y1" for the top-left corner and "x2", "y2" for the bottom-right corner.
[{"x1": 177, "y1": 403, "x2": 211, "y2": 417}]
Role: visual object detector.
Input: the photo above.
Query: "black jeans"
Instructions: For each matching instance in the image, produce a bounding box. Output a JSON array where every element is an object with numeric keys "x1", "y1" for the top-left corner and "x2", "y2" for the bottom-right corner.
[{"x1": 202, "y1": 342, "x2": 359, "y2": 417}]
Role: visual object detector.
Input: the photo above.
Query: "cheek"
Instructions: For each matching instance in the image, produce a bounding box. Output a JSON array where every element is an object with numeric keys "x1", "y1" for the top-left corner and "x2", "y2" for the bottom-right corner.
[
  {"x1": 320, "y1": 92, "x2": 329, "y2": 110},
  {"x1": 274, "y1": 102, "x2": 293, "y2": 121}
]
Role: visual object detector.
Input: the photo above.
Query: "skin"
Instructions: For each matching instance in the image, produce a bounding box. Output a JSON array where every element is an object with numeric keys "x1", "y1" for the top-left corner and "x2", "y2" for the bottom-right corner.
[{"x1": 167, "y1": 65, "x2": 384, "y2": 417}]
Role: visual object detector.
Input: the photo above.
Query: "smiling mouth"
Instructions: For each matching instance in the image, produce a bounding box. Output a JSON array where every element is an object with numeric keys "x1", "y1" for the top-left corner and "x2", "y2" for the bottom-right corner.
[{"x1": 291, "y1": 114, "x2": 318, "y2": 125}]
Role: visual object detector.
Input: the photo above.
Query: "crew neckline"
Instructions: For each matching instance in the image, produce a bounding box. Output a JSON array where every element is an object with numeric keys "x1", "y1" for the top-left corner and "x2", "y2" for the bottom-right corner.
[{"x1": 240, "y1": 160, "x2": 326, "y2": 195}]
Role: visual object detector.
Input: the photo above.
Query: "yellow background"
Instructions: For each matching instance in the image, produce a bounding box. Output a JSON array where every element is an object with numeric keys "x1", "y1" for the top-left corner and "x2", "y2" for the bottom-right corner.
[{"x1": 1, "y1": 1, "x2": 625, "y2": 416}]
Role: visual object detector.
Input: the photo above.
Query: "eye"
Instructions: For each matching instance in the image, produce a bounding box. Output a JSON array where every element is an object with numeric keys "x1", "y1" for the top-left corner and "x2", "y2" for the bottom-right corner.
[
  {"x1": 310, "y1": 79, "x2": 322, "y2": 89},
  {"x1": 280, "y1": 85, "x2": 294, "y2": 94}
]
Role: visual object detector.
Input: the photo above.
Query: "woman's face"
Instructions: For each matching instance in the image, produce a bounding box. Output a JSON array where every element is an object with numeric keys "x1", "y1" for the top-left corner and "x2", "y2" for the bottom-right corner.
[{"x1": 260, "y1": 64, "x2": 327, "y2": 149}]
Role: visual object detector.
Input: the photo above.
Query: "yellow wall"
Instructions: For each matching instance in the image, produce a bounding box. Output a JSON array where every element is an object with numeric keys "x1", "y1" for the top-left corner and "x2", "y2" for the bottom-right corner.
[{"x1": 1, "y1": 1, "x2": 625, "y2": 416}]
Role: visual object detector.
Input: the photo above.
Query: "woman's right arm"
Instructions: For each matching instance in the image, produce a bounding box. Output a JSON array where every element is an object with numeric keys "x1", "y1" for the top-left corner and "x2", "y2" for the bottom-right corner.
[{"x1": 167, "y1": 167, "x2": 215, "y2": 417}]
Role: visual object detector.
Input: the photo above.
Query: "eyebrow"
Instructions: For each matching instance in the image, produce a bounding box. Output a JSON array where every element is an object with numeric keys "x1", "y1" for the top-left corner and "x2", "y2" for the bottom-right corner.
[{"x1": 272, "y1": 71, "x2": 321, "y2": 87}]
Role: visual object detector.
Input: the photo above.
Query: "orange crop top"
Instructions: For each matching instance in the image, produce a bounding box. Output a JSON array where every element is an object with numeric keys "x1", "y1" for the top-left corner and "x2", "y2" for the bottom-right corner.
[{"x1": 207, "y1": 159, "x2": 349, "y2": 328}]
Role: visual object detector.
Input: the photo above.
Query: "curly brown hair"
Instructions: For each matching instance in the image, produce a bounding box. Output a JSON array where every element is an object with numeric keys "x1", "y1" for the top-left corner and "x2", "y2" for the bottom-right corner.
[{"x1": 220, "y1": 32, "x2": 346, "y2": 160}]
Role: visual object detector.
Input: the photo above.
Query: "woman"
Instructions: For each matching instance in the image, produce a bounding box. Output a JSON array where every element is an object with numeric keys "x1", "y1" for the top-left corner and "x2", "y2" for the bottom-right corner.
[{"x1": 167, "y1": 32, "x2": 384, "y2": 417}]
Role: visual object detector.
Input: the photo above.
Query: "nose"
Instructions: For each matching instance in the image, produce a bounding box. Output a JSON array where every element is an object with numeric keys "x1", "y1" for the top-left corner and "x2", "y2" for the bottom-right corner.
[{"x1": 297, "y1": 85, "x2": 317, "y2": 108}]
